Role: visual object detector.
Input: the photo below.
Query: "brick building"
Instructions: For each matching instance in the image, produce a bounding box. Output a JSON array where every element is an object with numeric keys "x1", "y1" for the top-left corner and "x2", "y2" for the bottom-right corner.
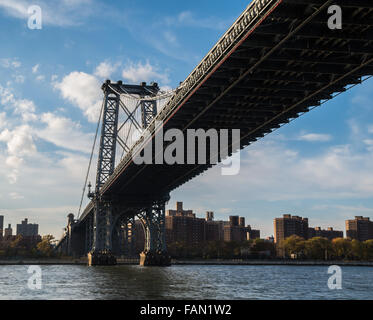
[
  {"x1": 346, "y1": 216, "x2": 373, "y2": 241},
  {"x1": 274, "y1": 214, "x2": 309, "y2": 243},
  {"x1": 165, "y1": 202, "x2": 205, "y2": 246},
  {"x1": 308, "y1": 227, "x2": 343, "y2": 240},
  {"x1": 247, "y1": 225, "x2": 261, "y2": 240},
  {"x1": 4, "y1": 224, "x2": 12, "y2": 239},
  {"x1": 205, "y1": 212, "x2": 225, "y2": 241},
  {"x1": 16, "y1": 218, "x2": 39, "y2": 237},
  {"x1": 223, "y1": 215, "x2": 260, "y2": 242},
  {"x1": 132, "y1": 202, "x2": 262, "y2": 254}
]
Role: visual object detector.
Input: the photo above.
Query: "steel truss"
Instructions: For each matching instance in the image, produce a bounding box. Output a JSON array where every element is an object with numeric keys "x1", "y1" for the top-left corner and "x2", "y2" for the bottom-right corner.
[
  {"x1": 112, "y1": 215, "x2": 136, "y2": 257},
  {"x1": 141, "y1": 100, "x2": 157, "y2": 128},
  {"x1": 137, "y1": 199, "x2": 168, "y2": 256}
]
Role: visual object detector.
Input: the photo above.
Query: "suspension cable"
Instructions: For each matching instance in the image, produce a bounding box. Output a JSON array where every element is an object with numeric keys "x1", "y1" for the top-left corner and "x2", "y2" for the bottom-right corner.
[{"x1": 77, "y1": 98, "x2": 105, "y2": 219}]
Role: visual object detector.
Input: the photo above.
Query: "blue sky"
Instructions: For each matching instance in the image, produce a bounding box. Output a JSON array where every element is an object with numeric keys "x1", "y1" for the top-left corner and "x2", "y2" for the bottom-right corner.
[{"x1": 0, "y1": 0, "x2": 373, "y2": 239}]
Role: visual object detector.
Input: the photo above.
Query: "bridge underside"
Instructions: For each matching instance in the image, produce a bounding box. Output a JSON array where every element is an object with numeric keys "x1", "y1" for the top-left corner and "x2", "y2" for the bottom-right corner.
[
  {"x1": 100, "y1": 0, "x2": 373, "y2": 200},
  {"x1": 67, "y1": 0, "x2": 373, "y2": 265}
]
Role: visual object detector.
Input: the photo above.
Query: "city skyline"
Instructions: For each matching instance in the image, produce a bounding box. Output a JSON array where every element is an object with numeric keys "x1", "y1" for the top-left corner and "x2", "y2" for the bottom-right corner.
[
  {"x1": 0, "y1": 215, "x2": 39, "y2": 237},
  {"x1": 1, "y1": 203, "x2": 365, "y2": 240},
  {"x1": 0, "y1": 0, "x2": 373, "y2": 240}
]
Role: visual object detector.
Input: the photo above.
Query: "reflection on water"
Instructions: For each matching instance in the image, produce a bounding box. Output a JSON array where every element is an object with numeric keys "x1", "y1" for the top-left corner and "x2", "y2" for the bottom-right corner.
[{"x1": 1, "y1": 265, "x2": 373, "y2": 300}]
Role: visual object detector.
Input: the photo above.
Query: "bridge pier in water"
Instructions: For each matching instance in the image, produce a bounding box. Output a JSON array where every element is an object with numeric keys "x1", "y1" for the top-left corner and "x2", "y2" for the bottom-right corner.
[
  {"x1": 85, "y1": 197, "x2": 171, "y2": 266},
  {"x1": 138, "y1": 200, "x2": 171, "y2": 267},
  {"x1": 88, "y1": 200, "x2": 117, "y2": 266}
]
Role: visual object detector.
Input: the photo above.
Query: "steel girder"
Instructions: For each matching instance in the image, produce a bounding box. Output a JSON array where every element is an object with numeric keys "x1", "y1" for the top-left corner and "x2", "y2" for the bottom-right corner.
[
  {"x1": 138, "y1": 200, "x2": 168, "y2": 255},
  {"x1": 112, "y1": 215, "x2": 136, "y2": 256},
  {"x1": 141, "y1": 100, "x2": 157, "y2": 128},
  {"x1": 95, "y1": 93, "x2": 120, "y2": 191}
]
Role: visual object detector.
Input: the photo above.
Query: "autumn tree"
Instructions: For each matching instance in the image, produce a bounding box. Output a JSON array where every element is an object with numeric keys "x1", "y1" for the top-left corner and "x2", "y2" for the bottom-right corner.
[
  {"x1": 37, "y1": 235, "x2": 55, "y2": 257},
  {"x1": 331, "y1": 238, "x2": 352, "y2": 260},
  {"x1": 304, "y1": 237, "x2": 331, "y2": 260},
  {"x1": 281, "y1": 235, "x2": 305, "y2": 258}
]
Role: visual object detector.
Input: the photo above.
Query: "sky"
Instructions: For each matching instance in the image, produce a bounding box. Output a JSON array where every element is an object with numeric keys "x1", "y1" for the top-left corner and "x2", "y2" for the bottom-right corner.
[{"x1": 0, "y1": 0, "x2": 373, "y2": 239}]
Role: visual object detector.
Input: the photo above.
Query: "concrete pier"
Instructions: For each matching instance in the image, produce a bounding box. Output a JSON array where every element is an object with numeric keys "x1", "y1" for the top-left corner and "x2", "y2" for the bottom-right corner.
[
  {"x1": 139, "y1": 251, "x2": 171, "y2": 266},
  {"x1": 88, "y1": 250, "x2": 117, "y2": 266}
]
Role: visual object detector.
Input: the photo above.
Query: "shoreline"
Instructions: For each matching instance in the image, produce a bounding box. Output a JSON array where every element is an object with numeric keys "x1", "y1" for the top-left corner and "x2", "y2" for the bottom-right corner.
[
  {"x1": 172, "y1": 259, "x2": 373, "y2": 267},
  {"x1": 0, "y1": 259, "x2": 373, "y2": 267}
]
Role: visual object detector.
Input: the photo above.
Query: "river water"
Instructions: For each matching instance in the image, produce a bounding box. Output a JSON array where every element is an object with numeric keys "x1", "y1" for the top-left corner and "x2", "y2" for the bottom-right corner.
[{"x1": 0, "y1": 264, "x2": 372, "y2": 300}]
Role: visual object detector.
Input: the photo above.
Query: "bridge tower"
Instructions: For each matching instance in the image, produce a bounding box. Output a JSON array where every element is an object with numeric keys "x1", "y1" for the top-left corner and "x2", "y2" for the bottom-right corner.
[
  {"x1": 88, "y1": 81, "x2": 120, "y2": 266},
  {"x1": 88, "y1": 80, "x2": 170, "y2": 266}
]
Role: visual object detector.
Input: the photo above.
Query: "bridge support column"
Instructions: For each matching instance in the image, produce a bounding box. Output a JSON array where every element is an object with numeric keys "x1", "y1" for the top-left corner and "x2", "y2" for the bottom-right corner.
[
  {"x1": 139, "y1": 201, "x2": 171, "y2": 266},
  {"x1": 88, "y1": 201, "x2": 117, "y2": 266},
  {"x1": 112, "y1": 215, "x2": 136, "y2": 257}
]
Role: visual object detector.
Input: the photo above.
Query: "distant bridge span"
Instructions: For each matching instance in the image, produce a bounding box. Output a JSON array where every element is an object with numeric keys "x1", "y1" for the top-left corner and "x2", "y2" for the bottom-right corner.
[{"x1": 57, "y1": 0, "x2": 373, "y2": 265}]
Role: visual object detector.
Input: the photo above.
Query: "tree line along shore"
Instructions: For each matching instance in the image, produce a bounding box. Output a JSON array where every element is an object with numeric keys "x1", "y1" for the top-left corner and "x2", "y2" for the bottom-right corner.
[{"x1": 1, "y1": 235, "x2": 373, "y2": 263}]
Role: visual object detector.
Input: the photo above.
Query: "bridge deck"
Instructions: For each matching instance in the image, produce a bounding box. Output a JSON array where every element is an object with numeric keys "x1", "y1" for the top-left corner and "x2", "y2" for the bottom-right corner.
[{"x1": 81, "y1": 0, "x2": 373, "y2": 220}]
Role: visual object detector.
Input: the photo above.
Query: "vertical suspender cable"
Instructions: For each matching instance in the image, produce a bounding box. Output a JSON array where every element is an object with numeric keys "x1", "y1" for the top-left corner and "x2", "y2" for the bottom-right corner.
[{"x1": 77, "y1": 99, "x2": 105, "y2": 219}]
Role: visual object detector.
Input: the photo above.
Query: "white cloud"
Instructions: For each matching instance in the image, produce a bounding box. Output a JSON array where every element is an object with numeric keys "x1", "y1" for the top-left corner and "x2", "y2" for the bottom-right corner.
[
  {"x1": 0, "y1": 58, "x2": 21, "y2": 68},
  {"x1": 0, "y1": 125, "x2": 36, "y2": 157},
  {"x1": 0, "y1": 112, "x2": 6, "y2": 128},
  {"x1": 5, "y1": 155, "x2": 23, "y2": 168},
  {"x1": 0, "y1": 85, "x2": 38, "y2": 122},
  {"x1": 163, "y1": 31, "x2": 178, "y2": 45},
  {"x1": 36, "y1": 75, "x2": 45, "y2": 81},
  {"x1": 312, "y1": 204, "x2": 373, "y2": 214},
  {"x1": 368, "y1": 125, "x2": 373, "y2": 134},
  {"x1": 16, "y1": 99, "x2": 38, "y2": 122},
  {"x1": 9, "y1": 192, "x2": 24, "y2": 200},
  {"x1": 0, "y1": 85, "x2": 14, "y2": 105},
  {"x1": 32, "y1": 64, "x2": 39, "y2": 74},
  {"x1": 122, "y1": 61, "x2": 169, "y2": 85},
  {"x1": 13, "y1": 74, "x2": 25, "y2": 83},
  {"x1": 38, "y1": 112, "x2": 93, "y2": 153},
  {"x1": 179, "y1": 139, "x2": 373, "y2": 203},
  {"x1": 298, "y1": 133, "x2": 332, "y2": 142},
  {"x1": 0, "y1": 124, "x2": 37, "y2": 183},
  {"x1": 57, "y1": 150, "x2": 94, "y2": 181},
  {"x1": 54, "y1": 71, "x2": 102, "y2": 122},
  {"x1": 0, "y1": 80, "x2": 99, "y2": 238},
  {"x1": 218, "y1": 208, "x2": 233, "y2": 215},
  {"x1": 94, "y1": 61, "x2": 119, "y2": 79},
  {"x1": 363, "y1": 139, "x2": 373, "y2": 152}
]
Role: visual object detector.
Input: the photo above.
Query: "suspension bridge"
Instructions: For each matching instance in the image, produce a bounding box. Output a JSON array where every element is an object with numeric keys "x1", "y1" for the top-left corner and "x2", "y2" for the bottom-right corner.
[{"x1": 56, "y1": 0, "x2": 373, "y2": 265}]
